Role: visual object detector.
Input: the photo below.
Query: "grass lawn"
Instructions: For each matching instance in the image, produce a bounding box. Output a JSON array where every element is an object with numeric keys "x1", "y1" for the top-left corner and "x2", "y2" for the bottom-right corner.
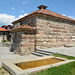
[
  {"x1": 33, "y1": 54, "x2": 75, "y2": 75},
  {"x1": 53, "y1": 54, "x2": 75, "y2": 60},
  {"x1": 33, "y1": 61, "x2": 75, "y2": 75}
]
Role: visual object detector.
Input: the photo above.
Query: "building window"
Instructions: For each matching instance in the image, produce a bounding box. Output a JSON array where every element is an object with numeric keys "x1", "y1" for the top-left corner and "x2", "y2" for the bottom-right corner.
[
  {"x1": 7, "y1": 27, "x2": 10, "y2": 30},
  {"x1": 0, "y1": 32, "x2": 3, "y2": 35},
  {"x1": 3, "y1": 32, "x2": 5, "y2": 35},
  {"x1": 15, "y1": 33, "x2": 17, "y2": 38}
]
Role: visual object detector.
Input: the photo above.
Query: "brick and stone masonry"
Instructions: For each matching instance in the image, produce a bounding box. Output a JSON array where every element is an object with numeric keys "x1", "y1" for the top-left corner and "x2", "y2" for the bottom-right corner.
[{"x1": 11, "y1": 5, "x2": 75, "y2": 55}]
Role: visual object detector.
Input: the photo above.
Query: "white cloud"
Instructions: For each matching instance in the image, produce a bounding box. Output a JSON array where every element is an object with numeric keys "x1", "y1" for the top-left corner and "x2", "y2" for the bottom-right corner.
[
  {"x1": 68, "y1": 16, "x2": 75, "y2": 20},
  {"x1": 0, "y1": 13, "x2": 28, "y2": 26},
  {"x1": 0, "y1": 14, "x2": 15, "y2": 25},
  {"x1": 12, "y1": 8, "x2": 15, "y2": 10},
  {"x1": 22, "y1": 1, "x2": 29, "y2": 4},
  {"x1": 62, "y1": 14, "x2": 66, "y2": 16},
  {"x1": 0, "y1": 12, "x2": 75, "y2": 27},
  {"x1": 16, "y1": 13, "x2": 28, "y2": 20},
  {"x1": 62, "y1": 14, "x2": 75, "y2": 20}
]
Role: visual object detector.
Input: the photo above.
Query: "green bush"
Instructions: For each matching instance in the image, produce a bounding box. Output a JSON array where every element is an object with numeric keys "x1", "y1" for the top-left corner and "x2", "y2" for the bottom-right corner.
[{"x1": 2, "y1": 40, "x2": 6, "y2": 42}]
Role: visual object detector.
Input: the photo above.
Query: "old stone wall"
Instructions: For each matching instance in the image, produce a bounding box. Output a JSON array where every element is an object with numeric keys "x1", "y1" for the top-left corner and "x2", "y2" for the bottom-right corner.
[
  {"x1": 1, "y1": 42, "x2": 11, "y2": 47},
  {"x1": 12, "y1": 15, "x2": 37, "y2": 55},
  {"x1": 21, "y1": 16, "x2": 36, "y2": 26},
  {"x1": 14, "y1": 22, "x2": 20, "y2": 28},
  {"x1": 13, "y1": 15, "x2": 37, "y2": 28},
  {"x1": 36, "y1": 15, "x2": 75, "y2": 49},
  {"x1": 0, "y1": 36, "x2": 3, "y2": 42},
  {"x1": 11, "y1": 31, "x2": 35, "y2": 55},
  {"x1": 12, "y1": 14, "x2": 75, "y2": 54},
  {"x1": 21, "y1": 32, "x2": 35, "y2": 55},
  {"x1": 11, "y1": 32, "x2": 22, "y2": 53},
  {"x1": 0, "y1": 35, "x2": 7, "y2": 42}
]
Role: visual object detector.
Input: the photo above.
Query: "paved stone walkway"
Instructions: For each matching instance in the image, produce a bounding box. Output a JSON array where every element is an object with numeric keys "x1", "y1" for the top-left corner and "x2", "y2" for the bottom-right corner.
[
  {"x1": 40, "y1": 47, "x2": 75, "y2": 57},
  {"x1": 0, "y1": 47, "x2": 37, "y2": 67},
  {"x1": 0, "y1": 47, "x2": 75, "y2": 67}
]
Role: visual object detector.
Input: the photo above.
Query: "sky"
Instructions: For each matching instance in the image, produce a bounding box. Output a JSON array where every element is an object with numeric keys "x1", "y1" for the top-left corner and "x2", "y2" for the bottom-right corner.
[{"x1": 0, "y1": 0, "x2": 75, "y2": 26}]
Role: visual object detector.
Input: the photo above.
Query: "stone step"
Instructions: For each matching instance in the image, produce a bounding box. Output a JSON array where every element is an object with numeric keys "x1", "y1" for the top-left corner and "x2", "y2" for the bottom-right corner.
[
  {"x1": 36, "y1": 50, "x2": 53, "y2": 54},
  {"x1": 32, "y1": 53, "x2": 44, "y2": 57},
  {"x1": 38, "y1": 50, "x2": 54, "y2": 54},
  {"x1": 32, "y1": 50, "x2": 53, "y2": 57},
  {"x1": 34, "y1": 51, "x2": 52, "y2": 56}
]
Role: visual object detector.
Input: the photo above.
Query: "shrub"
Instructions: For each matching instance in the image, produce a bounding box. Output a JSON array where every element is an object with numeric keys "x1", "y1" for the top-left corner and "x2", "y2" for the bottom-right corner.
[{"x1": 2, "y1": 40, "x2": 6, "y2": 42}]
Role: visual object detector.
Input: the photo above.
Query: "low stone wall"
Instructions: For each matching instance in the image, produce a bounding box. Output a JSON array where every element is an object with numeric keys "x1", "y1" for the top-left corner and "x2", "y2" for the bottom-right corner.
[{"x1": 0, "y1": 42, "x2": 11, "y2": 47}]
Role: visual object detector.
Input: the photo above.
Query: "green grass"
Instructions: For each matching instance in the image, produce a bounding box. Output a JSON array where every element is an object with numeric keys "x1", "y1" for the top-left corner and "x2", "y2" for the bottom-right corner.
[
  {"x1": 0, "y1": 67, "x2": 2, "y2": 70},
  {"x1": 33, "y1": 61, "x2": 75, "y2": 75},
  {"x1": 53, "y1": 54, "x2": 75, "y2": 60},
  {"x1": 33, "y1": 54, "x2": 75, "y2": 75}
]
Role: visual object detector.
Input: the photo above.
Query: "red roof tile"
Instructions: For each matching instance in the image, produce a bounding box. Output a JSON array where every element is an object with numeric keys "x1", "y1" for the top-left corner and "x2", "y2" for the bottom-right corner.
[
  {"x1": 12, "y1": 9, "x2": 75, "y2": 24},
  {"x1": 0, "y1": 27, "x2": 8, "y2": 31},
  {"x1": 7, "y1": 25, "x2": 13, "y2": 27},
  {"x1": 4, "y1": 25, "x2": 7, "y2": 27},
  {"x1": 1, "y1": 25, "x2": 7, "y2": 27},
  {"x1": 10, "y1": 24, "x2": 36, "y2": 31}
]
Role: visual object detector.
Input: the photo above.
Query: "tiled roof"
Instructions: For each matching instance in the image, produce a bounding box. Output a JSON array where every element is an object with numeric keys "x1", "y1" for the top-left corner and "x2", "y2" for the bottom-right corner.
[
  {"x1": 2, "y1": 25, "x2": 7, "y2": 27},
  {"x1": 7, "y1": 25, "x2": 13, "y2": 27},
  {"x1": 0, "y1": 27, "x2": 8, "y2": 31},
  {"x1": 4, "y1": 25, "x2": 7, "y2": 27},
  {"x1": 10, "y1": 24, "x2": 36, "y2": 32},
  {"x1": 12, "y1": 9, "x2": 75, "y2": 24}
]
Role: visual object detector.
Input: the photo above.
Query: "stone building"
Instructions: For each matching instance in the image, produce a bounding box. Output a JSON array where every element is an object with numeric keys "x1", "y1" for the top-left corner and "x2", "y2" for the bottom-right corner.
[
  {"x1": 2, "y1": 25, "x2": 13, "y2": 30},
  {"x1": 1, "y1": 25, "x2": 14, "y2": 41},
  {"x1": 0, "y1": 27, "x2": 9, "y2": 42},
  {"x1": 11, "y1": 5, "x2": 75, "y2": 55}
]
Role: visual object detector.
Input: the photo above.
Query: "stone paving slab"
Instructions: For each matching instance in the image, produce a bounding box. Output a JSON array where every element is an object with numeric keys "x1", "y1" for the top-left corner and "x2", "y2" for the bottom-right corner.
[
  {"x1": 0, "y1": 46, "x2": 75, "y2": 68},
  {"x1": 40, "y1": 47, "x2": 75, "y2": 57},
  {"x1": 0, "y1": 47, "x2": 38, "y2": 68}
]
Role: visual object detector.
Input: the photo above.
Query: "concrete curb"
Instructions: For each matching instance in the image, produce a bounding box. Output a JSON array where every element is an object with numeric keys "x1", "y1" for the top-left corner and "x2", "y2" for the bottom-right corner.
[{"x1": 2, "y1": 56, "x2": 75, "y2": 75}]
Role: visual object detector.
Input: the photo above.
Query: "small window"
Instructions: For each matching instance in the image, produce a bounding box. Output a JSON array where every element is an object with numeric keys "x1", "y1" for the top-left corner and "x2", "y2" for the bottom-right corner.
[
  {"x1": 15, "y1": 33, "x2": 17, "y2": 38},
  {"x1": 3, "y1": 32, "x2": 5, "y2": 35},
  {"x1": 0, "y1": 32, "x2": 3, "y2": 35}
]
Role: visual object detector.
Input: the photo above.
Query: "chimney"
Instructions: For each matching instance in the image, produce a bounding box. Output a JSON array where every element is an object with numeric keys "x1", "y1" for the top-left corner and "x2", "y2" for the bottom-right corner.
[{"x1": 38, "y1": 5, "x2": 47, "y2": 9}]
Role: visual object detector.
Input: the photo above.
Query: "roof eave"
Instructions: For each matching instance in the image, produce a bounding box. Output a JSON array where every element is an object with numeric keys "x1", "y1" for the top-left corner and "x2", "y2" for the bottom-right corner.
[
  {"x1": 12, "y1": 10, "x2": 75, "y2": 24},
  {"x1": 10, "y1": 28, "x2": 36, "y2": 33},
  {"x1": 12, "y1": 12, "x2": 37, "y2": 24}
]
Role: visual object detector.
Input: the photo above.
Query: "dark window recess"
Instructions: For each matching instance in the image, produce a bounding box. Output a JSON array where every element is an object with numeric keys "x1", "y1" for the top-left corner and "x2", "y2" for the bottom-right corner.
[
  {"x1": 20, "y1": 21, "x2": 22, "y2": 25},
  {"x1": 3, "y1": 32, "x2": 5, "y2": 35},
  {"x1": 15, "y1": 33, "x2": 17, "y2": 38},
  {"x1": 28, "y1": 23, "x2": 34, "y2": 27},
  {"x1": 0, "y1": 32, "x2": 3, "y2": 35}
]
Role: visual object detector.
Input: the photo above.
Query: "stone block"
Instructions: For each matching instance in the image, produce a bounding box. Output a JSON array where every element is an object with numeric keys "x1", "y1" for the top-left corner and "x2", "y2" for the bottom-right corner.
[{"x1": 64, "y1": 44, "x2": 74, "y2": 47}]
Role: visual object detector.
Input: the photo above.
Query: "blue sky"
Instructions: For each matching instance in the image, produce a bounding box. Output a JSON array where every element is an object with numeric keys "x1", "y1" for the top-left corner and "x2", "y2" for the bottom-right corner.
[{"x1": 0, "y1": 0, "x2": 75, "y2": 26}]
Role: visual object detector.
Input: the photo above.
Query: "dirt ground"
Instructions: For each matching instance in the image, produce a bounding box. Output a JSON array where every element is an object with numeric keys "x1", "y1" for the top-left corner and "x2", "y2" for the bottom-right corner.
[{"x1": 0, "y1": 67, "x2": 10, "y2": 75}]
